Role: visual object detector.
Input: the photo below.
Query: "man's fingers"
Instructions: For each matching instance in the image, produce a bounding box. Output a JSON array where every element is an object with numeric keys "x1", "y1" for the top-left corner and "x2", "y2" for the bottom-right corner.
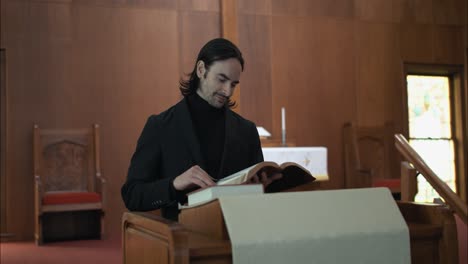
[
  {"x1": 192, "y1": 172, "x2": 215, "y2": 187},
  {"x1": 192, "y1": 166, "x2": 216, "y2": 186},
  {"x1": 191, "y1": 177, "x2": 208, "y2": 188},
  {"x1": 198, "y1": 174, "x2": 216, "y2": 186},
  {"x1": 255, "y1": 172, "x2": 283, "y2": 187},
  {"x1": 270, "y1": 173, "x2": 283, "y2": 181},
  {"x1": 260, "y1": 171, "x2": 268, "y2": 182},
  {"x1": 250, "y1": 175, "x2": 260, "y2": 183},
  {"x1": 173, "y1": 166, "x2": 216, "y2": 190}
]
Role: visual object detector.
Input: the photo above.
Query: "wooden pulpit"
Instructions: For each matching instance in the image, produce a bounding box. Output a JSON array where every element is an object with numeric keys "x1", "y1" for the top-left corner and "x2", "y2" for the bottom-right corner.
[
  {"x1": 122, "y1": 186, "x2": 458, "y2": 264},
  {"x1": 122, "y1": 200, "x2": 230, "y2": 264},
  {"x1": 122, "y1": 182, "x2": 321, "y2": 264}
]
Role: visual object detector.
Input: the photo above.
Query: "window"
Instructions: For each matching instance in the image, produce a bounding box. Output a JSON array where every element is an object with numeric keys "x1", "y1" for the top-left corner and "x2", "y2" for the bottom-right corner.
[{"x1": 406, "y1": 75, "x2": 456, "y2": 202}]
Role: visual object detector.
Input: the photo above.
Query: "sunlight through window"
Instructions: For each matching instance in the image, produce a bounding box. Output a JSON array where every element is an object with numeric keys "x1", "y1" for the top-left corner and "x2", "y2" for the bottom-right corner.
[{"x1": 406, "y1": 75, "x2": 456, "y2": 202}]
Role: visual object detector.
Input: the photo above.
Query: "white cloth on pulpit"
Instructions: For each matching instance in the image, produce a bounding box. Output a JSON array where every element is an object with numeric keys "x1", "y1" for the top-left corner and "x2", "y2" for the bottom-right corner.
[{"x1": 219, "y1": 188, "x2": 410, "y2": 264}]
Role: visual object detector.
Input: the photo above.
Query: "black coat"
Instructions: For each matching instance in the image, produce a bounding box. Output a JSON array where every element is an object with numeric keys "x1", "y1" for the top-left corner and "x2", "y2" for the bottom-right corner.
[{"x1": 121, "y1": 97, "x2": 263, "y2": 220}]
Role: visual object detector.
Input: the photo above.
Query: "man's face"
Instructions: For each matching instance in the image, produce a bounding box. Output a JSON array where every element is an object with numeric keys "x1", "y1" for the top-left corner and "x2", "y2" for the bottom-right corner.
[{"x1": 196, "y1": 58, "x2": 242, "y2": 108}]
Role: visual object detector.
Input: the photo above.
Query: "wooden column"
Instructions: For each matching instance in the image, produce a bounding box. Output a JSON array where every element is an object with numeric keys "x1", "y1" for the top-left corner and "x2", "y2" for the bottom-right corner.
[
  {"x1": 400, "y1": 161, "x2": 418, "y2": 202},
  {"x1": 220, "y1": 0, "x2": 241, "y2": 113},
  {"x1": 465, "y1": 2, "x2": 468, "y2": 203},
  {"x1": 0, "y1": 49, "x2": 11, "y2": 239}
]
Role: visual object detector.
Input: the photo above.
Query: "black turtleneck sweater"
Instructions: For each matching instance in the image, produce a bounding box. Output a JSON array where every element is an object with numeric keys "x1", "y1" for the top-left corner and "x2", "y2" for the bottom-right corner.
[{"x1": 187, "y1": 93, "x2": 226, "y2": 179}]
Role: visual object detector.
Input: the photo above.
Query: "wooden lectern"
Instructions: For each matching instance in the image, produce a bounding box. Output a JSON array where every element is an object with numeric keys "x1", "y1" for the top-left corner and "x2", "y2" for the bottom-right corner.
[
  {"x1": 122, "y1": 185, "x2": 458, "y2": 264},
  {"x1": 122, "y1": 200, "x2": 230, "y2": 264},
  {"x1": 122, "y1": 182, "x2": 321, "y2": 264}
]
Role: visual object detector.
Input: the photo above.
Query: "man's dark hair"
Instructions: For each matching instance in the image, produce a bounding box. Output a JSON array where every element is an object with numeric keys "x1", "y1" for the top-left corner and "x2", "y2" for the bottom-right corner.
[{"x1": 179, "y1": 38, "x2": 244, "y2": 108}]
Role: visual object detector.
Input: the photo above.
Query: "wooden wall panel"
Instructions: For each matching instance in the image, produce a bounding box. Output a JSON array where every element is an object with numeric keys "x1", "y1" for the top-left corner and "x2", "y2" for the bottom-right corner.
[
  {"x1": 178, "y1": 0, "x2": 219, "y2": 12},
  {"x1": 355, "y1": 22, "x2": 400, "y2": 126},
  {"x1": 238, "y1": 0, "x2": 271, "y2": 15},
  {"x1": 295, "y1": 17, "x2": 356, "y2": 188},
  {"x1": 238, "y1": 14, "x2": 273, "y2": 131},
  {"x1": 394, "y1": 0, "x2": 433, "y2": 24},
  {"x1": 178, "y1": 11, "x2": 220, "y2": 76},
  {"x1": 1, "y1": 0, "x2": 466, "y2": 240},
  {"x1": 433, "y1": 26, "x2": 464, "y2": 64},
  {"x1": 0, "y1": 49, "x2": 7, "y2": 235},
  {"x1": 105, "y1": 7, "x2": 180, "y2": 233},
  {"x1": 465, "y1": 0, "x2": 468, "y2": 203},
  {"x1": 77, "y1": 0, "x2": 177, "y2": 9},
  {"x1": 271, "y1": 0, "x2": 354, "y2": 18},
  {"x1": 433, "y1": 0, "x2": 465, "y2": 26},
  {"x1": 297, "y1": 0, "x2": 355, "y2": 18},
  {"x1": 271, "y1": 0, "x2": 300, "y2": 16},
  {"x1": 2, "y1": 0, "x2": 182, "y2": 239},
  {"x1": 270, "y1": 15, "x2": 356, "y2": 188},
  {"x1": 270, "y1": 16, "x2": 302, "y2": 147},
  {"x1": 354, "y1": 0, "x2": 395, "y2": 23},
  {"x1": 399, "y1": 25, "x2": 434, "y2": 63}
]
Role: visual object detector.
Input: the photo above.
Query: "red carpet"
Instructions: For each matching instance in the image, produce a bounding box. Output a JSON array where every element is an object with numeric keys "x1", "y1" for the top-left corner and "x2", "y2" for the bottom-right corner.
[{"x1": 0, "y1": 236, "x2": 121, "y2": 264}]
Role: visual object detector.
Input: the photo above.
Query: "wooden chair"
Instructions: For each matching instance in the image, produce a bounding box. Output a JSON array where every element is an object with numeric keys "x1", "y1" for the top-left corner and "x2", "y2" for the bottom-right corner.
[
  {"x1": 343, "y1": 122, "x2": 400, "y2": 194},
  {"x1": 33, "y1": 124, "x2": 106, "y2": 245}
]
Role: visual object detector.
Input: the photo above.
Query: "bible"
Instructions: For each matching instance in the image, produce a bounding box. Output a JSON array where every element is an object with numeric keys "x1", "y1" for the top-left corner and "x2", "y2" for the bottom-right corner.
[
  {"x1": 185, "y1": 162, "x2": 315, "y2": 206},
  {"x1": 187, "y1": 184, "x2": 263, "y2": 206},
  {"x1": 217, "y1": 161, "x2": 315, "y2": 193}
]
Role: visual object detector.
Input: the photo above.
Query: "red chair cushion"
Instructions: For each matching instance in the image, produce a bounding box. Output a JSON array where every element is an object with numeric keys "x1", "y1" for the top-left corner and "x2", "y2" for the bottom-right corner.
[
  {"x1": 42, "y1": 192, "x2": 101, "y2": 205},
  {"x1": 372, "y1": 179, "x2": 401, "y2": 192}
]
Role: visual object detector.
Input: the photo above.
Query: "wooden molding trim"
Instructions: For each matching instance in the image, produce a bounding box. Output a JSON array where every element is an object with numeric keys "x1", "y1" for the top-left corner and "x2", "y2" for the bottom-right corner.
[{"x1": 0, "y1": 49, "x2": 9, "y2": 236}]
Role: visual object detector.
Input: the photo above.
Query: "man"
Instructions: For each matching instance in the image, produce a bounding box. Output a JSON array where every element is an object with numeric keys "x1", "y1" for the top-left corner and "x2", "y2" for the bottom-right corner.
[{"x1": 121, "y1": 38, "x2": 280, "y2": 221}]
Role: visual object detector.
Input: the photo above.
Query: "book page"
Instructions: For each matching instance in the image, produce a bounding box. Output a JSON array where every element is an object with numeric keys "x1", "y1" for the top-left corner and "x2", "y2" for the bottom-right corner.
[
  {"x1": 217, "y1": 162, "x2": 280, "y2": 185},
  {"x1": 217, "y1": 164, "x2": 256, "y2": 185}
]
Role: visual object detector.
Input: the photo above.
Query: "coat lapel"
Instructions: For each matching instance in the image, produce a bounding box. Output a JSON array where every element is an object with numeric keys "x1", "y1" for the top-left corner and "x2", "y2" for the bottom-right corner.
[{"x1": 174, "y1": 98, "x2": 206, "y2": 169}]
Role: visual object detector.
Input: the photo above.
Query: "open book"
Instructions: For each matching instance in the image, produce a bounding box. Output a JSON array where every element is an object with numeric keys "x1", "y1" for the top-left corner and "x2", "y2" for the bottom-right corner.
[
  {"x1": 185, "y1": 161, "x2": 315, "y2": 207},
  {"x1": 187, "y1": 184, "x2": 263, "y2": 206},
  {"x1": 217, "y1": 161, "x2": 315, "y2": 193}
]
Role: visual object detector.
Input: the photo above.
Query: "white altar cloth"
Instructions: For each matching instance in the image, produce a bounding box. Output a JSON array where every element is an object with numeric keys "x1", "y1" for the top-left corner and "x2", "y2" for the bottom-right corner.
[{"x1": 262, "y1": 147, "x2": 328, "y2": 181}]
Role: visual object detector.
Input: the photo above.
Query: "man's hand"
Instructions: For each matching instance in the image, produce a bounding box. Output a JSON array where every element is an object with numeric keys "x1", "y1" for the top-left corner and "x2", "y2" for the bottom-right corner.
[
  {"x1": 249, "y1": 170, "x2": 283, "y2": 187},
  {"x1": 173, "y1": 165, "x2": 216, "y2": 191}
]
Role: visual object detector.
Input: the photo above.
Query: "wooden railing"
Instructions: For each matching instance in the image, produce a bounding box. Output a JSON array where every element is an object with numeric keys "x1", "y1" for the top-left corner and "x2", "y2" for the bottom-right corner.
[{"x1": 395, "y1": 134, "x2": 467, "y2": 224}]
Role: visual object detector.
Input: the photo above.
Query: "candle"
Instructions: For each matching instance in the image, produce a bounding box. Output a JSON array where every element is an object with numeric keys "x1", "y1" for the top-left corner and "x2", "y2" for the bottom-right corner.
[
  {"x1": 281, "y1": 107, "x2": 285, "y2": 132},
  {"x1": 281, "y1": 107, "x2": 286, "y2": 146}
]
